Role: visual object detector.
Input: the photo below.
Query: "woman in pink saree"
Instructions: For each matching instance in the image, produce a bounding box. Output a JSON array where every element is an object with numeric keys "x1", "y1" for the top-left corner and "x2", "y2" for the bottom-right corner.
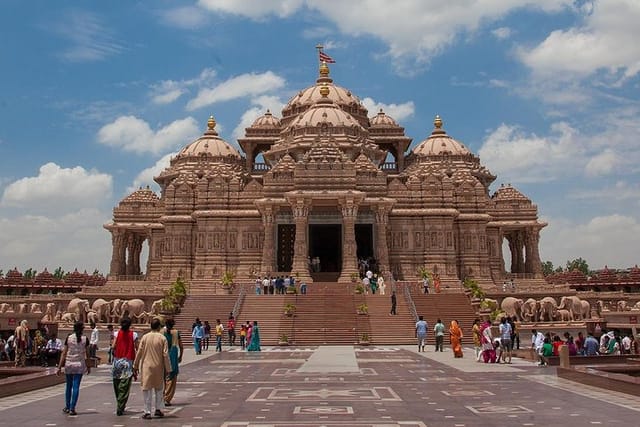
[{"x1": 450, "y1": 320, "x2": 464, "y2": 358}]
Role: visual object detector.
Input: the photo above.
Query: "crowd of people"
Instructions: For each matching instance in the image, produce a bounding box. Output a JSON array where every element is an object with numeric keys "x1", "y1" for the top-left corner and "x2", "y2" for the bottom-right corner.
[
  {"x1": 254, "y1": 275, "x2": 308, "y2": 295},
  {"x1": 190, "y1": 313, "x2": 261, "y2": 354},
  {"x1": 1, "y1": 321, "x2": 64, "y2": 367}
]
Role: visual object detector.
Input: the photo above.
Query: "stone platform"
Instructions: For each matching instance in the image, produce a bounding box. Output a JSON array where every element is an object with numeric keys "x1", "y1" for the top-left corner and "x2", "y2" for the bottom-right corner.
[{"x1": 0, "y1": 344, "x2": 639, "y2": 426}]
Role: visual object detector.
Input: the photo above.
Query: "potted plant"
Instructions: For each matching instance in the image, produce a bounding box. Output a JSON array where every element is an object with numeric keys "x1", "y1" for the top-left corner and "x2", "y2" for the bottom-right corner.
[
  {"x1": 350, "y1": 272, "x2": 359, "y2": 283},
  {"x1": 354, "y1": 284, "x2": 365, "y2": 294},
  {"x1": 278, "y1": 334, "x2": 290, "y2": 346},
  {"x1": 160, "y1": 277, "x2": 189, "y2": 314},
  {"x1": 221, "y1": 271, "x2": 235, "y2": 294},
  {"x1": 357, "y1": 303, "x2": 369, "y2": 315},
  {"x1": 286, "y1": 284, "x2": 297, "y2": 294},
  {"x1": 283, "y1": 303, "x2": 296, "y2": 317},
  {"x1": 359, "y1": 332, "x2": 371, "y2": 346}
]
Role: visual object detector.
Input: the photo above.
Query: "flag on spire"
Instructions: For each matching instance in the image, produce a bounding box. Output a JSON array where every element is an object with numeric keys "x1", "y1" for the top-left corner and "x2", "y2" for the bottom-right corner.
[{"x1": 319, "y1": 51, "x2": 336, "y2": 63}]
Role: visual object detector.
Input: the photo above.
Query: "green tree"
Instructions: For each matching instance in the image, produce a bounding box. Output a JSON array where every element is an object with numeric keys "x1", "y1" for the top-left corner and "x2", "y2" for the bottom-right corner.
[
  {"x1": 541, "y1": 261, "x2": 555, "y2": 276},
  {"x1": 566, "y1": 258, "x2": 590, "y2": 275},
  {"x1": 53, "y1": 267, "x2": 65, "y2": 279}
]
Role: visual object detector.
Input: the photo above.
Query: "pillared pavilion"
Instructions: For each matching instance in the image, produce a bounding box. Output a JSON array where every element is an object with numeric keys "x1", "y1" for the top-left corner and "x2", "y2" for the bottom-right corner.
[{"x1": 104, "y1": 62, "x2": 546, "y2": 287}]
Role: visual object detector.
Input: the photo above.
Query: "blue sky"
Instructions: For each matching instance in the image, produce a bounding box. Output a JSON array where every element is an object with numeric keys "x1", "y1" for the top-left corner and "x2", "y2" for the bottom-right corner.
[{"x1": 1, "y1": 0, "x2": 639, "y2": 275}]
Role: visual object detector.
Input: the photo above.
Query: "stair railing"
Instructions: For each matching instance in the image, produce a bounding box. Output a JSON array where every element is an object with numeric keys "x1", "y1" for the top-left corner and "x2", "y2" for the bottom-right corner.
[
  {"x1": 403, "y1": 282, "x2": 418, "y2": 321},
  {"x1": 232, "y1": 282, "x2": 247, "y2": 319}
]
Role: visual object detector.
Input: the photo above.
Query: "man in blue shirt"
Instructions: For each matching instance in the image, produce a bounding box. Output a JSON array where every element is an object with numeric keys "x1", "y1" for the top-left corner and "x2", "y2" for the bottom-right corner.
[
  {"x1": 583, "y1": 332, "x2": 599, "y2": 356},
  {"x1": 415, "y1": 316, "x2": 428, "y2": 352}
]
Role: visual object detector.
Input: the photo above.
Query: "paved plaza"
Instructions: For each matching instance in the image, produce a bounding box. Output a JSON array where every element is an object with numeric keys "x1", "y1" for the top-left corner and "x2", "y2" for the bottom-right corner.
[{"x1": 1, "y1": 344, "x2": 638, "y2": 426}]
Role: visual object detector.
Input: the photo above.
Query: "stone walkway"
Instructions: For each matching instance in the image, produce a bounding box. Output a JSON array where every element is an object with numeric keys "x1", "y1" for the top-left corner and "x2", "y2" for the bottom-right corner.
[{"x1": 0, "y1": 344, "x2": 638, "y2": 426}]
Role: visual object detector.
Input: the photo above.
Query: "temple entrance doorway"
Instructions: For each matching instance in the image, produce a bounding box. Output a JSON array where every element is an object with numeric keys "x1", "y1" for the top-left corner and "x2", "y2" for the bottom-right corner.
[
  {"x1": 277, "y1": 224, "x2": 295, "y2": 272},
  {"x1": 308, "y1": 224, "x2": 342, "y2": 274}
]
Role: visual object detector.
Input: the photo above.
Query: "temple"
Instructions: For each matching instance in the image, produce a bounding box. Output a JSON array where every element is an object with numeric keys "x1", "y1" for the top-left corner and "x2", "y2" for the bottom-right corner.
[{"x1": 104, "y1": 61, "x2": 546, "y2": 287}]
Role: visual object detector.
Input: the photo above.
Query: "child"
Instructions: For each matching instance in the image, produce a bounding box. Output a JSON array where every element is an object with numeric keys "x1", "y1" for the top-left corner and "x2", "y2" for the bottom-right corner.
[{"x1": 240, "y1": 324, "x2": 247, "y2": 350}]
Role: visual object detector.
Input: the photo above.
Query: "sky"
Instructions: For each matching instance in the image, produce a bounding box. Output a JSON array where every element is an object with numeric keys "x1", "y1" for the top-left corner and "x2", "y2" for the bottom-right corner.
[{"x1": 1, "y1": 0, "x2": 639, "y2": 276}]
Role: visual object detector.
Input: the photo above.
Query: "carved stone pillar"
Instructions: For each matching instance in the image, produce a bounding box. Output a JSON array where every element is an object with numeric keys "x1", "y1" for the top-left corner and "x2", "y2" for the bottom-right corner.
[
  {"x1": 290, "y1": 200, "x2": 312, "y2": 281},
  {"x1": 259, "y1": 206, "x2": 276, "y2": 275},
  {"x1": 525, "y1": 228, "x2": 543, "y2": 276},
  {"x1": 125, "y1": 233, "x2": 136, "y2": 276},
  {"x1": 373, "y1": 204, "x2": 391, "y2": 275},
  {"x1": 338, "y1": 198, "x2": 359, "y2": 283},
  {"x1": 515, "y1": 230, "x2": 525, "y2": 274},
  {"x1": 132, "y1": 234, "x2": 144, "y2": 275},
  {"x1": 109, "y1": 229, "x2": 127, "y2": 276}
]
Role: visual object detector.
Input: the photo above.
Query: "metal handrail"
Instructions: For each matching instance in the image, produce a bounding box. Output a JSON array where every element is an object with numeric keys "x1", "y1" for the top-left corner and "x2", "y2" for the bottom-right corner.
[
  {"x1": 403, "y1": 282, "x2": 418, "y2": 322},
  {"x1": 232, "y1": 282, "x2": 247, "y2": 319}
]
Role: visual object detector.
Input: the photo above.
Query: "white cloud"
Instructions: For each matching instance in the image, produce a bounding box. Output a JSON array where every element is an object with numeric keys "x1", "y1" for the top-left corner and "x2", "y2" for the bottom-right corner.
[
  {"x1": 540, "y1": 214, "x2": 640, "y2": 269},
  {"x1": 128, "y1": 153, "x2": 176, "y2": 194},
  {"x1": 158, "y1": 6, "x2": 209, "y2": 29},
  {"x1": 52, "y1": 10, "x2": 124, "y2": 62},
  {"x1": 232, "y1": 96, "x2": 285, "y2": 140},
  {"x1": 198, "y1": 0, "x2": 304, "y2": 19},
  {"x1": 1, "y1": 163, "x2": 112, "y2": 212},
  {"x1": 570, "y1": 180, "x2": 640, "y2": 203},
  {"x1": 197, "y1": 1, "x2": 572, "y2": 71},
  {"x1": 585, "y1": 148, "x2": 619, "y2": 177},
  {"x1": 0, "y1": 208, "x2": 111, "y2": 274},
  {"x1": 518, "y1": 0, "x2": 640, "y2": 82},
  {"x1": 362, "y1": 97, "x2": 415, "y2": 122},
  {"x1": 479, "y1": 122, "x2": 579, "y2": 183},
  {"x1": 186, "y1": 71, "x2": 286, "y2": 111},
  {"x1": 491, "y1": 27, "x2": 512, "y2": 40},
  {"x1": 97, "y1": 116, "x2": 200, "y2": 155},
  {"x1": 149, "y1": 68, "x2": 217, "y2": 105}
]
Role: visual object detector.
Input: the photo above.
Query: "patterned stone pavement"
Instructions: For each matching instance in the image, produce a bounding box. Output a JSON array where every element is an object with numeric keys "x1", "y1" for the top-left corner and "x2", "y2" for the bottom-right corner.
[{"x1": 0, "y1": 344, "x2": 638, "y2": 426}]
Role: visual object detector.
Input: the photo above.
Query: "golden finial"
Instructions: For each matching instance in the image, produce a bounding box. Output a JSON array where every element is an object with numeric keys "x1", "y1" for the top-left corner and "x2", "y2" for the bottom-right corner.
[
  {"x1": 319, "y1": 84, "x2": 330, "y2": 97},
  {"x1": 434, "y1": 114, "x2": 443, "y2": 129},
  {"x1": 319, "y1": 61, "x2": 329, "y2": 77},
  {"x1": 207, "y1": 115, "x2": 216, "y2": 130}
]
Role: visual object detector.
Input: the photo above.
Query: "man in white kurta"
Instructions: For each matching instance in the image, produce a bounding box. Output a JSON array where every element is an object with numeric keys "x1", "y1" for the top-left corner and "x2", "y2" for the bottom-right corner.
[{"x1": 133, "y1": 319, "x2": 171, "y2": 419}]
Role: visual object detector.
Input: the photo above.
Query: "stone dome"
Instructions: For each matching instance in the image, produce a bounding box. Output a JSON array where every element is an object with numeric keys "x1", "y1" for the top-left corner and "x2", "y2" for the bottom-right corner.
[
  {"x1": 249, "y1": 110, "x2": 281, "y2": 129},
  {"x1": 370, "y1": 109, "x2": 399, "y2": 127},
  {"x1": 491, "y1": 184, "x2": 531, "y2": 202},
  {"x1": 412, "y1": 115, "x2": 472, "y2": 156},
  {"x1": 178, "y1": 116, "x2": 241, "y2": 159},
  {"x1": 121, "y1": 186, "x2": 160, "y2": 204},
  {"x1": 281, "y1": 62, "x2": 369, "y2": 127}
]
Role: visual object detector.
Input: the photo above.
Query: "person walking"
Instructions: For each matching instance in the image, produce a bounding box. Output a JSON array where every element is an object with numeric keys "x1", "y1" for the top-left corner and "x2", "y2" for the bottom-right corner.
[
  {"x1": 111, "y1": 317, "x2": 137, "y2": 416},
  {"x1": 499, "y1": 317, "x2": 513, "y2": 363},
  {"x1": 378, "y1": 275, "x2": 386, "y2": 295},
  {"x1": 390, "y1": 291, "x2": 397, "y2": 315},
  {"x1": 433, "y1": 318, "x2": 445, "y2": 352},
  {"x1": 163, "y1": 318, "x2": 183, "y2": 407},
  {"x1": 192, "y1": 320, "x2": 204, "y2": 354},
  {"x1": 472, "y1": 318, "x2": 482, "y2": 361},
  {"x1": 450, "y1": 320, "x2": 464, "y2": 358},
  {"x1": 133, "y1": 318, "x2": 171, "y2": 419},
  {"x1": 57, "y1": 321, "x2": 91, "y2": 416},
  {"x1": 89, "y1": 321, "x2": 99, "y2": 361},
  {"x1": 247, "y1": 321, "x2": 261, "y2": 352},
  {"x1": 415, "y1": 316, "x2": 428, "y2": 352},
  {"x1": 215, "y1": 319, "x2": 224, "y2": 352},
  {"x1": 227, "y1": 315, "x2": 236, "y2": 346}
]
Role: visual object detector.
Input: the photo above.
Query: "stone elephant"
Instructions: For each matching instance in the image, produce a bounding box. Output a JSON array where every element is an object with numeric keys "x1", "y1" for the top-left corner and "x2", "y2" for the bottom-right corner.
[
  {"x1": 29, "y1": 303, "x2": 42, "y2": 313},
  {"x1": 632, "y1": 301, "x2": 640, "y2": 311},
  {"x1": 135, "y1": 311, "x2": 153, "y2": 324},
  {"x1": 521, "y1": 298, "x2": 540, "y2": 322},
  {"x1": 555, "y1": 309, "x2": 572, "y2": 321},
  {"x1": 538, "y1": 297, "x2": 558, "y2": 321},
  {"x1": 91, "y1": 298, "x2": 111, "y2": 323},
  {"x1": 617, "y1": 300, "x2": 630, "y2": 312},
  {"x1": 87, "y1": 310, "x2": 99, "y2": 325},
  {"x1": 558, "y1": 296, "x2": 584, "y2": 320},
  {"x1": 40, "y1": 302, "x2": 57, "y2": 322},
  {"x1": 16, "y1": 303, "x2": 29, "y2": 314},
  {"x1": 67, "y1": 298, "x2": 90, "y2": 323},
  {"x1": 578, "y1": 300, "x2": 591, "y2": 320},
  {"x1": 61, "y1": 312, "x2": 77, "y2": 323},
  {"x1": 0, "y1": 303, "x2": 14, "y2": 313},
  {"x1": 110, "y1": 299, "x2": 124, "y2": 323},
  {"x1": 500, "y1": 297, "x2": 524, "y2": 321},
  {"x1": 121, "y1": 299, "x2": 146, "y2": 321},
  {"x1": 150, "y1": 299, "x2": 164, "y2": 315}
]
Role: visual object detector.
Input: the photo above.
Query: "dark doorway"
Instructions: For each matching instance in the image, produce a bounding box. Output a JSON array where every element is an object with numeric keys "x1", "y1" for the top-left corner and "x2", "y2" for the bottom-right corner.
[
  {"x1": 308, "y1": 224, "x2": 342, "y2": 272},
  {"x1": 355, "y1": 224, "x2": 374, "y2": 260},
  {"x1": 277, "y1": 224, "x2": 295, "y2": 272}
]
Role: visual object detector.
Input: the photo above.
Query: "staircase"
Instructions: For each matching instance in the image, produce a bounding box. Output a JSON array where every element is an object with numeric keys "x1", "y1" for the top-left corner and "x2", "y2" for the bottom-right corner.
[
  {"x1": 411, "y1": 293, "x2": 478, "y2": 344},
  {"x1": 172, "y1": 284, "x2": 478, "y2": 347},
  {"x1": 174, "y1": 295, "x2": 238, "y2": 346}
]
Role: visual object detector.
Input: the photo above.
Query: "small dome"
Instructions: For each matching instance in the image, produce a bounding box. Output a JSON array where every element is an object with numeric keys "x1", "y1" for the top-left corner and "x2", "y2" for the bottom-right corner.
[
  {"x1": 370, "y1": 109, "x2": 398, "y2": 127},
  {"x1": 178, "y1": 116, "x2": 241, "y2": 159},
  {"x1": 250, "y1": 110, "x2": 281, "y2": 128},
  {"x1": 491, "y1": 184, "x2": 530, "y2": 202},
  {"x1": 121, "y1": 186, "x2": 160, "y2": 204},
  {"x1": 412, "y1": 115, "x2": 472, "y2": 156}
]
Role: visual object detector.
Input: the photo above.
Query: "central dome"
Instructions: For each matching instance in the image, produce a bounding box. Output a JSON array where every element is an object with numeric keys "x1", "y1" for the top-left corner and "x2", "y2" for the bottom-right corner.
[{"x1": 280, "y1": 62, "x2": 369, "y2": 127}]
